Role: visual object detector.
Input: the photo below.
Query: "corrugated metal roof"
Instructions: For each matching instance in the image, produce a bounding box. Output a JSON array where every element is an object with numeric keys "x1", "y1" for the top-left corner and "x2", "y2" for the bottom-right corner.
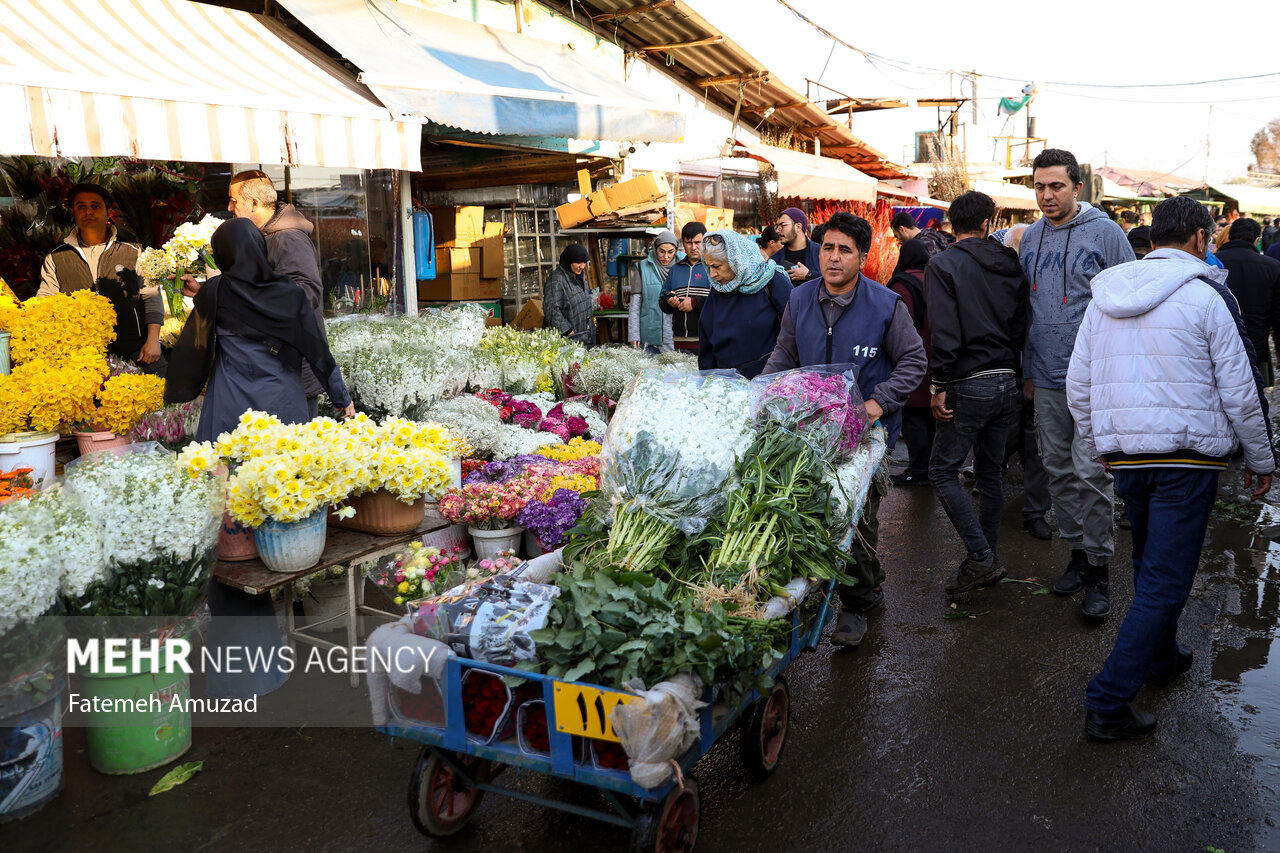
[{"x1": 537, "y1": 0, "x2": 907, "y2": 179}]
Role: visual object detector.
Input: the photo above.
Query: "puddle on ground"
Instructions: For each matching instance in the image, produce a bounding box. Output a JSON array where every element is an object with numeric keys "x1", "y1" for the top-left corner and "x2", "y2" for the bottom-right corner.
[{"x1": 1206, "y1": 505, "x2": 1280, "y2": 847}]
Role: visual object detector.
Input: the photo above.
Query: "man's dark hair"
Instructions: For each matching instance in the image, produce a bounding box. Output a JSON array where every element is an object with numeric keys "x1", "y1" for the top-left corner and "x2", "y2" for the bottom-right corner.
[
  {"x1": 1031, "y1": 148, "x2": 1081, "y2": 185},
  {"x1": 67, "y1": 182, "x2": 112, "y2": 208},
  {"x1": 948, "y1": 191, "x2": 997, "y2": 235},
  {"x1": 680, "y1": 221, "x2": 707, "y2": 241},
  {"x1": 1229, "y1": 217, "x2": 1262, "y2": 244},
  {"x1": 890, "y1": 211, "x2": 918, "y2": 231},
  {"x1": 1121, "y1": 210, "x2": 1139, "y2": 224},
  {"x1": 810, "y1": 223, "x2": 826, "y2": 246},
  {"x1": 1150, "y1": 196, "x2": 1215, "y2": 247},
  {"x1": 1127, "y1": 225, "x2": 1152, "y2": 252},
  {"x1": 821, "y1": 211, "x2": 872, "y2": 255}
]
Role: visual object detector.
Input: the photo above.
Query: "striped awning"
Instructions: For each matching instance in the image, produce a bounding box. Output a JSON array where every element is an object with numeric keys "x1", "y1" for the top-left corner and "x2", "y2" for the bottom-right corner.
[
  {"x1": 736, "y1": 142, "x2": 877, "y2": 203},
  {"x1": 0, "y1": 0, "x2": 421, "y2": 170}
]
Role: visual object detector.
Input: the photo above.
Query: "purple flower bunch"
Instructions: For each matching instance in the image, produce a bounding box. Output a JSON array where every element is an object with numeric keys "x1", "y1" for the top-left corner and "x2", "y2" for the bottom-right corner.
[
  {"x1": 757, "y1": 370, "x2": 864, "y2": 460},
  {"x1": 514, "y1": 488, "x2": 586, "y2": 550},
  {"x1": 463, "y1": 454, "x2": 554, "y2": 485}
]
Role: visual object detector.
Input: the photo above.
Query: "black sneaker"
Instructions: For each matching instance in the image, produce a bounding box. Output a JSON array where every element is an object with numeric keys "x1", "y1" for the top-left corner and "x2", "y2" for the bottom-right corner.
[
  {"x1": 1021, "y1": 515, "x2": 1052, "y2": 540},
  {"x1": 890, "y1": 471, "x2": 931, "y2": 487},
  {"x1": 1085, "y1": 705, "x2": 1157, "y2": 742},
  {"x1": 945, "y1": 555, "x2": 1007, "y2": 595}
]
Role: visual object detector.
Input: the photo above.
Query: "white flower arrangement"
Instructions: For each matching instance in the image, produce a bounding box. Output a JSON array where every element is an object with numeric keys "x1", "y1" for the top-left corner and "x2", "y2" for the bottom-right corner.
[
  {"x1": 470, "y1": 326, "x2": 584, "y2": 395},
  {"x1": 64, "y1": 448, "x2": 224, "y2": 567},
  {"x1": 42, "y1": 487, "x2": 106, "y2": 600},
  {"x1": 426, "y1": 396, "x2": 506, "y2": 458},
  {"x1": 492, "y1": 425, "x2": 563, "y2": 460},
  {"x1": 0, "y1": 498, "x2": 61, "y2": 639},
  {"x1": 136, "y1": 246, "x2": 177, "y2": 283}
]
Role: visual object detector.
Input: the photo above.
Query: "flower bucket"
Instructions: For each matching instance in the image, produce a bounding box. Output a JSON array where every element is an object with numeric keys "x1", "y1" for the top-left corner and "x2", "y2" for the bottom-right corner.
[
  {"x1": 79, "y1": 651, "x2": 192, "y2": 775},
  {"x1": 524, "y1": 529, "x2": 546, "y2": 558},
  {"x1": 0, "y1": 431, "x2": 58, "y2": 487},
  {"x1": 0, "y1": 693, "x2": 63, "y2": 821},
  {"x1": 73, "y1": 430, "x2": 133, "y2": 458},
  {"x1": 301, "y1": 576, "x2": 347, "y2": 633},
  {"x1": 254, "y1": 510, "x2": 327, "y2": 574},
  {"x1": 469, "y1": 525, "x2": 523, "y2": 563},
  {"x1": 330, "y1": 489, "x2": 425, "y2": 536},
  {"x1": 217, "y1": 513, "x2": 258, "y2": 562},
  {"x1": 0, "y1": 330, "x2": 9, "y2": 376}
]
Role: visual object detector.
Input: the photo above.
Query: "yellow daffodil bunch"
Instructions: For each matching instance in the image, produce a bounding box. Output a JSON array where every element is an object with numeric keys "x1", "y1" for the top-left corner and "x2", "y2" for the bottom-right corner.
[
  {"x1": 0, "y1": 281, "x2": 21, "y2": 332},
  {"x1": 91, "y1": 373, "x2": 165, "y2": 435},
  {"x1": 0, "y1": 347, "x2": 109, "y2": 433},
  {"x1": 535, "y1": 437, "x2": 601, "y2": 463},
  {"x1": 8, "y1": 291, "x2": 116, "y2": 365},
  {"x1": 352, "y1": 416, "x2": 469, "y2": 503}
]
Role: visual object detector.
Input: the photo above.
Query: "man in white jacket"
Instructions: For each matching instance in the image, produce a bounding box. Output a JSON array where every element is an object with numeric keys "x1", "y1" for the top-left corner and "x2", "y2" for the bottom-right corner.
[{"x1": 1067, "y1": 196, "x2": 1274, "y2": 742}]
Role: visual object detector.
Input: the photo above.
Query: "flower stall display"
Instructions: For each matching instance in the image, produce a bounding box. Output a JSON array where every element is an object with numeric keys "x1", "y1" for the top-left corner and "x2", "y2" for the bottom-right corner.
[
  {"x1": 136, "y1": 214, "x2": 220, "y2": 320},
  {"x1": 570, "y1": 346, "x2": 698, "y2": 400},
  {"x1": 371, "y1": 542, "x2": 464, "y2": 606},
  {"x1": 516, "y1": 488, "x2": 586, "y2": 551},
  {"x1": 426, "y1": 393, "x2": 565, "y2": 461},
  {"x1": 469, "y1": 326, "x2": 584, "y2": 396},
  {"x1": 5, "y1": 289, "x2": 116, "y2": 364},
  {"x1": 0, "y1": 466, "x2": 35, "y2": 503},
  {"x1": 128, "y1": 400, "x2": 202, "y2": 451},
  {"x1": 597, "y1": 368, "x2": 754, "y2": 572},
  {"x1": 326, "y1": 307, "x2": 484, "y2": 420}
]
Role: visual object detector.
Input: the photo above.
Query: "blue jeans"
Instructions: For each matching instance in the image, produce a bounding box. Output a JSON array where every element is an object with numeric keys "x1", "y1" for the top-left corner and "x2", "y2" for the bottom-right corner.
[
  {"x1": 928, "y1": 374, "x2": 1021, "y2": 560},
  {"x1": 1084, "y1": 467, "x2": 1219, "y2": 714}
]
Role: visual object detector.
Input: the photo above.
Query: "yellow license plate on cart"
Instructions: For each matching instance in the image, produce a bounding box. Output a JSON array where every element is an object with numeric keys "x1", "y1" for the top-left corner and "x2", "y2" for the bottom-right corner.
[{"x1": 552, "y1": 681, "x2": 633, "y2": 742}]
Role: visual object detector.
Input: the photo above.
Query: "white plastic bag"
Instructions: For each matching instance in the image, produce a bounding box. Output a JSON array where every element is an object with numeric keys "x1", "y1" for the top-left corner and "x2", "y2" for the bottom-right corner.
[{"x1": 611, "y1": 673, "x2": 705, "y2": 789}]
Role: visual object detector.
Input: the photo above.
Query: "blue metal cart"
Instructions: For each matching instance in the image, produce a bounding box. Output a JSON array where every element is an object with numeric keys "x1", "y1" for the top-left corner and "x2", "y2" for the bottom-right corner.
[{"x1": 376, "y1": 580, "x2": 836, "y2": 853}]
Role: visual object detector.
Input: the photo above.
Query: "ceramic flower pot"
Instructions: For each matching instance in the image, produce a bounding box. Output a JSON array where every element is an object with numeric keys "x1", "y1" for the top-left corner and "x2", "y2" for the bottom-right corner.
[
  {"x1": 0, "y1": 431, "x2": 58, "y2": 487},
  {"x1": 254, "y1": 510, "x2": 327, "y2": 573},
  {"x1": 217, "y1": 512, "x2": 258, "y2": 562},
  {"x1": 469, "y1": 525, "x2": 523, "y2": 563},
  {"x1": 73, "y1": 429, "x2": 133, "y2": 458},
  {"x1": 329, "y1": 489, "x2": 425, "y2": 536}
]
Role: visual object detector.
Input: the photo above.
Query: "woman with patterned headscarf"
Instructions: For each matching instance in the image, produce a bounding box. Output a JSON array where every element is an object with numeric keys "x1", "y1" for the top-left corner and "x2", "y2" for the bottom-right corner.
[{"x1": 697, "y1": 229, "x2": 794, "y2": 378}]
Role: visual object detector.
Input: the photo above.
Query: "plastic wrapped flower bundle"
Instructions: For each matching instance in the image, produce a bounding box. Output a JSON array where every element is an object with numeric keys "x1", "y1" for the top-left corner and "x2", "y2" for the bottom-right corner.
[
  {"x1": 371, "y1": 541, "x2": 465, "y2": 606},
  {"x1": 128, "y1": 400, "x2": 202, "y2": 451},
  {"x1": 62, "y1": 446, "x2": 224, "y2": 620},
  {"x1": 598, "y1": 368, "x2": 753, "y2": 571},
  {"x1": 571, "y1": 346, "x2": 651, "y2": 399},
  {"x1": 470, "y1": 326, "x2": 584, "y2": 396},
  {"x1": 137, "y1": 214, "x2": 221, "y2": 319},
  {"x1": 0, "y1": 496, "x2": 62, "y2": 640},
  {"x1": 473, "y1": 389, "x2": 601, "y2": 443},
  {"x1": 750, "y1": 365, "x2": 866, "y2": 464}
]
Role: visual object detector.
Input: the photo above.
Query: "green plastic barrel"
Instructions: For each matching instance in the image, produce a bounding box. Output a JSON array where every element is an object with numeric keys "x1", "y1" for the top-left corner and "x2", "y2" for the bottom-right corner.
[{"x1": 79, "y1": 657, "x2": 192, "y2": 775}]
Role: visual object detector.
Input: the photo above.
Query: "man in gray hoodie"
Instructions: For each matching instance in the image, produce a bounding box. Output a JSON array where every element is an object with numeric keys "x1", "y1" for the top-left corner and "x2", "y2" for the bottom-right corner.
[
  {"x1": 229, "y1": 170, "x2": 329, "y2": 417},
  {"x1": 1019, "y1": 149, "x2": 1135, "y2": 622}
]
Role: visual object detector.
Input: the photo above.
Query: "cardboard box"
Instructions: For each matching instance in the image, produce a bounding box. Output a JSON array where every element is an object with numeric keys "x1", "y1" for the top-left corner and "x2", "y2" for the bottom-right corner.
[
  {"x1": 479, "y1": 221, "x2": 505, "y2": 279},
  {"x1": 604, "y1": 173, "x2": 670, "y2": 210},
  {"x1": 435, "y1": 247, "x2": 483, "y2": 274},
  {"x1": 512, "y1": 298, "x2": 544, "y2": 331},
  {"x1": 703, "y1": 206, "x2": 734, "y2": 230},
  {"x1": 428, "y1": 206, "x2": 485, "y2": 247},
  {"x1": 556, "y1": 197, "x2": 592, "y2": 229},
  {"x1": 417, "y1": 272, "x2": 501, "y2": 302}
]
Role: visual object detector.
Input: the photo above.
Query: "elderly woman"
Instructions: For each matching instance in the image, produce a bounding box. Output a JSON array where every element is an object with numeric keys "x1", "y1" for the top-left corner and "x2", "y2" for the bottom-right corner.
[
  {"x1": 627, "y1": 230, "x2": 677, "y2": 353},
  {"x1": 543, "y1": 243, "x2": 596, "y2": 345},
  {"x1": 698, "y1": 230, "x2": 794, "y2": 379}
]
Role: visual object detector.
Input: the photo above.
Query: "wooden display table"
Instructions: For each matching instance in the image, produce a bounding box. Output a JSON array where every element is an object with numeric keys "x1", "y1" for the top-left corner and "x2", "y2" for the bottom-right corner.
[{"x1": 212, "y1": 510, "x2": 458, "y2": 686}]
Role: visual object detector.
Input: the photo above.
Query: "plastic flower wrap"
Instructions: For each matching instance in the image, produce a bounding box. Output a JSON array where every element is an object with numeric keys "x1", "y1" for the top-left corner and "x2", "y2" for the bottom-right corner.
[
  {"x1": 750, "y1": 365, "x2": 866, "y2": 464},
  {"x1": 571, "y1": 346, "x2": 651, "y2": 399},
  {"x1": 128, "y1": 400, "x2": 202, "y2": 451},
  {"x1": 8, "y1": 290, "x2": 115, "y2": 364},
  {"x1": 370, "y1": 542, "x2": 465, "y2": 605},
  {"x1": 426, "y1": 395, "x2": 507, "y2": 458},
  {"x1": 139, "y1": 215, "x2": 221, "y2": 320},
  {"x1": 599, "y1": 368, "x2": 753, "y2": 570},
  {"x1": 0, "y1": 347, "x2": 109, "y2": 433},
  {"x1": 0, "y1": 496, "x2": 61, "y2": 639},
  {"x1": 62, "y1": 446, "x2": 224, "y2": 620},
  {"x1": 91, "y1": 372, "x2": 165, "y2": 434}
]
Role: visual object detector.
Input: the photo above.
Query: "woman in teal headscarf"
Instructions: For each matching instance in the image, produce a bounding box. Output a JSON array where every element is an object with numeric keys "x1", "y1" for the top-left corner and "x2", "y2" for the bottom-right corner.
[
  {"x1": 627, "y1": 230, "x2": 677, "y2": 353},
  {"x1": 698, "y1": 229, "x2": 794, "y2": 378}
]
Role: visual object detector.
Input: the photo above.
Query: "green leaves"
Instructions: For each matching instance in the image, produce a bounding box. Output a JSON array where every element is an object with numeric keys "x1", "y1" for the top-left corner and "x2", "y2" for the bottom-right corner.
[{"x1": 149, "y1": 761, "x2": 203, "y2": 796}]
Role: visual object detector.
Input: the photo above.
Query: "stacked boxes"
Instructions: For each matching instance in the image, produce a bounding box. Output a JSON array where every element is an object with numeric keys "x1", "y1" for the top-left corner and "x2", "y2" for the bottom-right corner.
[{"x1": 417, "y1": 208, "x2": 505, "y2": 305}]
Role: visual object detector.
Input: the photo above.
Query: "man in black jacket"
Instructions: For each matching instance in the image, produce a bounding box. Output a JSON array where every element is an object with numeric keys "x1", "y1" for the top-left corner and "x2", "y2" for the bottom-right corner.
[
  {"x1": 1217, "y1": 217, "x2": 1280, "y2": 385},
  {"x1": 229, "y1": 170, "x2": 329, "y2": 417},
  {"x1": 925, "y1": 191, "x2": 1030, "y2": 595}
]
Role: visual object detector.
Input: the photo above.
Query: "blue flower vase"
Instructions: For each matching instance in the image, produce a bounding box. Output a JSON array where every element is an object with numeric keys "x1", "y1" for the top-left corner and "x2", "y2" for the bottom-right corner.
[{"x1": 253, "y1": 509, "x2": 328, "y2": 573}]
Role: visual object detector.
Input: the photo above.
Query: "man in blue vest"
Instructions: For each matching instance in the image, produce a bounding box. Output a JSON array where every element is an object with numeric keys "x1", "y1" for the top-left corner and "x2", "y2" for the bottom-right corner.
[{"x1": 763, "y1": 211, "x2": 928, "y2": 648}]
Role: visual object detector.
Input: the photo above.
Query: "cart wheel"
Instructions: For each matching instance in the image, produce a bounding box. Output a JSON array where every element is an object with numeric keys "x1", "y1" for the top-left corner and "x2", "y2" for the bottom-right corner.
[
  {"x1": 630, "y1": 775, "x2": 700, "y2": 853},
  {"x1": 407, "y1": 747, "x2": 485, "y2": 838},
  {"x1": 740, "y1": 676, "x2": 789, "y2": 779}
]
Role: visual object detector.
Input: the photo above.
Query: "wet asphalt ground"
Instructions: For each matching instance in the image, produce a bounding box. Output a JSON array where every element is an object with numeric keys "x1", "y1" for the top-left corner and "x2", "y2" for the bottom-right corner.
[{"x1": 11, "y1": 458, "x2": 1280, "y2": 853}]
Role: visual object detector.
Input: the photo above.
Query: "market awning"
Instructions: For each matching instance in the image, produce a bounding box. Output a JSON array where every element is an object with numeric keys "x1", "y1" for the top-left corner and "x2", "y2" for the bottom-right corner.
[
  {"x1": 1101, "y1": 176, "x2": 1140, "y2": 201},
  {"x1": 280, "y1": 0, "x2": 686, "y2": 144},
  {"x1": 973, "y1": 180, "x2": 1039, "y2": 211},
  {"x1": 736, "y1": 142, "x2": 877, "y2": 203},
  {"x1": 1210, "y1": 183, "x2": 1280, "y2": 217},
  {"x1": 0, "y1": 0, "x2": 420, "y2": 170}
]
